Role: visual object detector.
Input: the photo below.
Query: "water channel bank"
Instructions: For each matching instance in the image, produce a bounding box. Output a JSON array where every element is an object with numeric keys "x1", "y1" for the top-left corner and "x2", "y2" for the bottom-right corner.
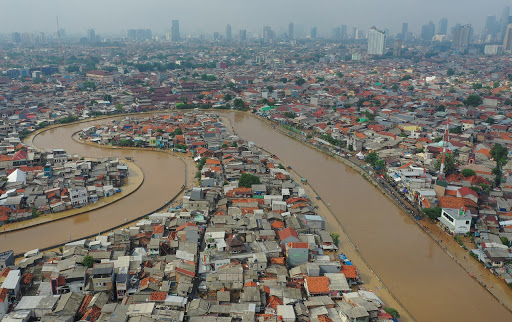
[
  {"x1": 240, "y1": 112, "x2": 512, "y2": 315},
  {"x1": 221, "y1": 111, "x2": 512, "y2": 321},
  {"x1": 3, "y1": 111, "x2": 512, "y2": 321},
  {"x1": 1, "y1": 118, "x2": 187, "y2": 255}
]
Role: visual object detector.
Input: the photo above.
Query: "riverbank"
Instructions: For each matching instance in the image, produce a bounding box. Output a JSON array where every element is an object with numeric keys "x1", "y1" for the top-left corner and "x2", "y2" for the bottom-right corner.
[
  {"x1": 0, "y1": 159, "x2": 144, "y2": 234},
  {"x1": 71, "y1": 132, "x2": 197, "y2": 193},
  {"x1": 236, "y1": 112, "x2": 512, "y2": 314},
  {"x1": 1, "y1": 117, "x2": 188, "y2": 255},
  {"x1": 220, "y1": 115, "x2": 415, "y2": 321}
]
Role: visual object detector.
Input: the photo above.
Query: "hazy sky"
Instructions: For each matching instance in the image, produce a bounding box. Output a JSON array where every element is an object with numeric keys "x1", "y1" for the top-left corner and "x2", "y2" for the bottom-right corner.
[{"x1": 2, "y1": 0, "x2": 511, "y2": 36}]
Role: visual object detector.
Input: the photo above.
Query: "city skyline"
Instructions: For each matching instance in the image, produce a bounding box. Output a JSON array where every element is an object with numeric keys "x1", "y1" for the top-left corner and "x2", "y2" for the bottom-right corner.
[{"x1": 1, "y1": 0, "x2": 511, "y2": 36}]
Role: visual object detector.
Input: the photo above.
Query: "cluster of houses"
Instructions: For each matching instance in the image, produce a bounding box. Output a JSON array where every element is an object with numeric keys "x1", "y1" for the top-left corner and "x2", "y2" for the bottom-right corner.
[
  {"x1": 0, "y1": 114, "x2": 398, "y2": 321},
  {"x1": 0, "y1": 147, "x2": 128, "y2": 227}
]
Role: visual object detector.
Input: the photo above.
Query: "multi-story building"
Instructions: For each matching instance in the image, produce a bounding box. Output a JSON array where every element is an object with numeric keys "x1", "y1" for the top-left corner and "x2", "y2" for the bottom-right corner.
[
  {"x1": 171, "y1": 20, "x2": 180, "y2": 42},
  {"x1": 70, "y1": 187, "x2": 88, "y2": 207},
  {"x1": 225, "y1": 24, "x2": 232, "y2": 42},
  {"x1": 503, "y1": 24, "x2": 512, "y2": 52},
  {"x1": 367, "y1": 26, "x2": 386, "y2": 55},
  {"x1": 452, "y1": 24, "x2": 471, "y2": 51},
  {"x1": 438, "y1": 18, "x2": 448, "y2": 35}
]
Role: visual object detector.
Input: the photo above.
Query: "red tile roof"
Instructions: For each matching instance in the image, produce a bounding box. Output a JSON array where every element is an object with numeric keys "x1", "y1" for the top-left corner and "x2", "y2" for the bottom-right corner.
[
  {"x1": 0, "y1": 288, "x2": 7, "y2": 303},
  {"x1": 305, "y1": 276, "x2": 330, "y2": 294},
  {"x1": 150, "y1": 291, "x2": 167, "y2": 301},
  {"x1": 278, "y1": 227, "x2": 298, "y2": 241},
  {"x1": 340, "y1": 265, "x2": 358, "y2": 279}
]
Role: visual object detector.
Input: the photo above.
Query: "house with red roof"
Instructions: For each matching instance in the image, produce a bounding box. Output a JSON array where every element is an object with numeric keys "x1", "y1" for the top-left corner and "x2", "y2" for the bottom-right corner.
[{"x1": 278, "y1": 227, "x2": 300, "y2": 245}]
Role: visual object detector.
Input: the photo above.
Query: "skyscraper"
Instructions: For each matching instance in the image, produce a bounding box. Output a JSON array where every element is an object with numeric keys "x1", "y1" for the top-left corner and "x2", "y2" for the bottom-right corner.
[
  {"x1": 171, "y1": 20, "x2": 180, "y2": 42},
  {"x1": 503, "y1": 24, "x2": 512, "y2": 52},
  {"x1": 500, "y1": 7, "x2": 511, "y2": 40},
  {"x1": 452, "y1": 24, "x2": 471, "y2": 51},
  {"x1": 87, "y1": 29, "x2": 96, "y2": 42},
  {"x1": 310, "y1": 26, "x2": 317, "y2": 39},
  {"x1": 421, "y1": 22, "x2": 435, "y2": 42},
  {"x1": 340, "y1": 25, "x2": 347, "y2": 41},
  {"x1": 484, "y1": 16, "x2": 498, "y2": 38},
  {"x1": 367, "y1": 26, "x2": 386, "y2": 55},
  {"x1": 263, "y1": 26, "x2": 274, "y2": 42},
  {"x1": 438, "y1": 18, "x2": 448, "y2": 35},
  {"x1": 332, "y1": 27, "x2": 341, "y2": 42},
  {"x1": 127, "y1": 29, "x2": 137, "y2": 41},
  {"x1": 239, "y1": 29, "x2": 247, "y2": 41},
  {"x1": 11, "y1": 32, "x2": 21, "y2": 43},
  {"x1": 401, "y1": 23, "x2": 408, "y2": 41},
  {"x1": 225, "y1": 24, "x2": 232, "y2": 41},
  {"x1": 288, "y1": 22, "x2": 294, "y2": 40}
]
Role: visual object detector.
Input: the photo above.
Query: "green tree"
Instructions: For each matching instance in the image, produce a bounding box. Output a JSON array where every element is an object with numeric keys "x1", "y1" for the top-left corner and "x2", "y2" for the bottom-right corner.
[
  {"x1": 238, "y1": 173, "x2": 261, "y2": 188},
  {"x1": 67, "y1": 65, "x2": 80, "y2": 73},
  {"x1": 224, "y1": 94, "x2": 232, "y2": 101},
  {"x1": 434, "y1": 153, "x2": 456, "y2": 175},
  {"x1": 463, "y1": 94, "x2": 483, "y2": 107},
  {"x1": 284, "y1": 111, "x2": 296, "y2": 119},
  {"x1": 384, "y1": 308, "x2": 400, "y2": 319},
  {"x1": 485, "y1": 117, "x2": 495, "y2": 124},
  {"x1": 175, "y1": 143, "x2": 187, "y2": 150},
  {"x1": 82, "y1": 255, "x2": 94, "y2": 268},
  {"x1": 366, "y1": 151, "x2": 379, "y2": 167},
  {"x1": 472, "y1": 83, "x2": 483, "y2": 90},
  {"x1": 423, "y1": 207, "x2": 442, "y2": 220},
  {"x1": 295, "y1": 78, "x2": 306, "y2": 86},
  {"x1": 115, "y1": 103, "x2": 125, "y2": 113},
  {"x1": 118, "y1": 139, "x2": 134, "y2": 147},
  {"x1": 501, "y1": 236, "x2": 509, "y2": 246},
  {"x1": 449, "y1": 126, "x2": 462, "y2": 134},
  {"x1": 330, "y1": 233, "x2": 340, "y2": 246},
  {"x1": 447, "y1": 68, "x2": 455, "y2": 76},
  {"x1": 462, "y1": 169, "x2": 476, "y2": 177},
  {"x1": 173, "y1": 128, "x2": 183, "y2": 136},
  {"x1": 103, "y1": 94, "x2": 112, "y2": 102},
  {"x1": 84, "y1": 81, "x2": 96, "y2": 91},
  {"x1": 266, "y1": 85, "x2": 274, "y2": 93},
  {"x1": 490, "y1": 143, "x2": 508, "y2": 167},
  {"x1": 233, "y1": 98, "x2": 245, "y2": 109}
]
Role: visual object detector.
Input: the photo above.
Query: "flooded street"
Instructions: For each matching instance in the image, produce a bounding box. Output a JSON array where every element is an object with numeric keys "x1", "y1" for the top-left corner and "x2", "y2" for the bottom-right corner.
[
  {"x1": 0, "y1": 119, "x2": 185, "y2": 253},
  {"x1": 223, "y1": 111, "x2": 511, "y2": 321}
]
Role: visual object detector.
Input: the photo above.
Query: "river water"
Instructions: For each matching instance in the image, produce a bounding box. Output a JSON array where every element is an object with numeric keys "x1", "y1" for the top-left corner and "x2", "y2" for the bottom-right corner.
[
  {"x1": 0, "y1": 118, "x2": 185, "y2": 253},
  {"x1": 223, "y1": 111, "x2": 511, "y2": 321},
  {"x1": 1, "y1": 112, "x2": 510, "y2": 321}
]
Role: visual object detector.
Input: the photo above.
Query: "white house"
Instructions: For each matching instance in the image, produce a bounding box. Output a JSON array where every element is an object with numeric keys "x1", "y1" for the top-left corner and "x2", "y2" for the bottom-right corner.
[
  {"x1": 3, "y1": 270, "x2": 21, "y2": 301},
  {"x1": 70, "y1": 187, "x2": 88, "y2": 207},
  {"x1": 439, "y1": 208, "x2": 471, "y2": 234}
]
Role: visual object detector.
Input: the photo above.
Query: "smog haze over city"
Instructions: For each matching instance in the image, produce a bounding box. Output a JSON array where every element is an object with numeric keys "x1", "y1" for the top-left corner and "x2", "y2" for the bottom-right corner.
[
  {"x1": 1, "y1": 0, "x2": 511, "y2": 35},
  {"x1": 4, "y1": 0, "x2": 512, "y2": 321}
]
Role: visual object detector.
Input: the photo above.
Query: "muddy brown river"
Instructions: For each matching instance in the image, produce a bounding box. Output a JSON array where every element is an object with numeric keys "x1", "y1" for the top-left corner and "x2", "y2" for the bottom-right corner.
[
  {"x1": 0, "y1": 118, "x2": 185, "y2": 254},
  {"x1": 223, "y1": 111, "x2": 511, "y2": 321},
  {"x1": 1, "y1": 112, "x2": 510, "y2": 321}
]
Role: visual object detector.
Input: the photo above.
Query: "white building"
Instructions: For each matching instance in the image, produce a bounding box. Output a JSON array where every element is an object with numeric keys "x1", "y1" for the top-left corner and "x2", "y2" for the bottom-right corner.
[
  {"x1": 439, "y1": 208, "x2": 471, "y2": 234},
  {"x1": 484, "y1": 45, "x2": 503, "y2": 56},
  {"x1": 70, "y1": 187, "x2": 88, "y2": 207},
  {"x1": 367, "y1": 26, "x2": 386, "y2": 55}
]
